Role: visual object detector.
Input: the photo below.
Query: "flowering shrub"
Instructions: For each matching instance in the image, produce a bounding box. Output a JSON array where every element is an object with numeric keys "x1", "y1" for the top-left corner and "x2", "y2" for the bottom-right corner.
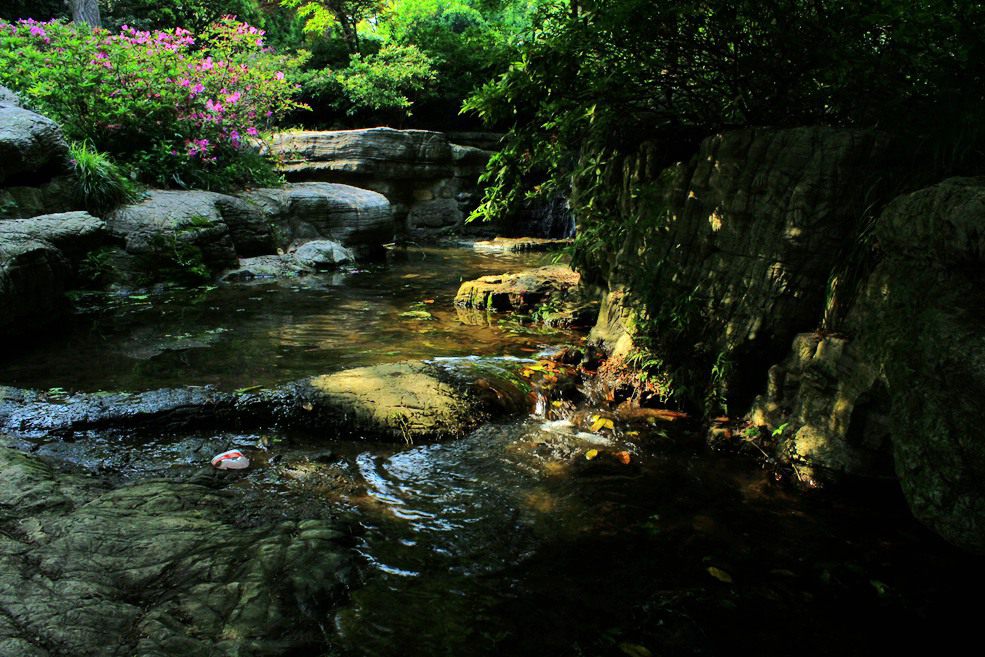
[{"x1": 0, "y1": 17, "x2": 306, "y2": 190}]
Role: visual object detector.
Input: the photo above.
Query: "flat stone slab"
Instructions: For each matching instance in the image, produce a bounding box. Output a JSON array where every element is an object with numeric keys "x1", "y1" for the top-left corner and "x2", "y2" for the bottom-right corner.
[
  {"x1": 0, "y1": 359, "x2": 533, "y2": 443},
  {"x1": 270, "y1": 128, "x2": 453, "y2": 180}
]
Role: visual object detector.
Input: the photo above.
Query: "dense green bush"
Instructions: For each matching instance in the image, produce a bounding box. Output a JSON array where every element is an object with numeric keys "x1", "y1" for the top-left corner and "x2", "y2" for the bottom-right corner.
[
  {"x1": 0, "y1": 17, "x2": 305, "y2": 190},
  {"x1": 466, "y1": 0, "x2": 985, "y2": 225}
]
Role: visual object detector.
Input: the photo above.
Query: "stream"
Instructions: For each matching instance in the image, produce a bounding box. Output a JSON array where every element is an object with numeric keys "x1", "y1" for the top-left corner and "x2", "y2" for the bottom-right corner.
[{"x1": 2, "y1": 245, "x2": 981, "y2": 656}]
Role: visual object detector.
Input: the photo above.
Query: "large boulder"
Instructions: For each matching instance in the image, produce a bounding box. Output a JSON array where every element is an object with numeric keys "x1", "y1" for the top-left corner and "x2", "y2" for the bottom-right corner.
[
  {"x1": 271, "y1": 127, "x2": 453, "y2": 180},
  {"x1": 106, "y1": 191, "x2": 239, "y2": 274},
  {"x1": 0, "y1": 212, "x2": 107, "y2": 338},
  {"x1": 237, "y1": 183, "x2": 393, "y2": 253},
  {"x1": 0, "y1": 445, "x2": 352, "y2": 657},
  {"x1": 0, "y1": 102, "x2": 71, "y2": 186},
  {"x1": 269, "y1": 129, "x2": 488, "y2": 233}
]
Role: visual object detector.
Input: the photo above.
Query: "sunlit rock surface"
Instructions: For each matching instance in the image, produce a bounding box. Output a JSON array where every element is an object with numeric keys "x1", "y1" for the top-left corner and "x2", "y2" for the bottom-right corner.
[{"x1": 0, "y1": 445, "x2": 352, "y2": 657}]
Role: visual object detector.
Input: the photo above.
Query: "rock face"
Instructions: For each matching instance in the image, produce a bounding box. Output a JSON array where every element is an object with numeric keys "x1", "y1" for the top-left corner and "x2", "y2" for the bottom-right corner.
[
  {"x1": 0, "y1": 359, "x2": 531, "y2": 443},
  {"x1": 0, "y1": 445, "x2": 352, "y2": 657},
  {"x1": 0, "y1": 212, "x2": 108, "y2": 339},
  {"x1": 270, "y1": 128, "x2": 493, "y2": 233},
  {"x1": 588, "y1": 128, "x2": 894, "y2": 407},
  {"x1": 238, "y1": 182, "x2": 393, "y2": 252},
  {"x1": 585, "y1": 126, "x2": 985, "y2": 551}
]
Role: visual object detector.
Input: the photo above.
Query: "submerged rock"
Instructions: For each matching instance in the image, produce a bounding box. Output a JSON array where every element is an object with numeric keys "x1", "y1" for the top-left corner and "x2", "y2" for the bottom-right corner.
[
  {"x1": 0, "y1": 359, "x2": 533, "y2": 443},
  {"x1": 0, "y1": 445, "x2": 352, "y2": 657}
]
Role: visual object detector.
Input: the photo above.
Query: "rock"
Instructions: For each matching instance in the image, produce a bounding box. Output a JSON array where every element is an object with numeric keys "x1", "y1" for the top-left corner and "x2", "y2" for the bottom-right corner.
[
  {"x1": 407, "y1": 198, "x2": 462, "y2": 229},
  {"x1": 445, "y1": 131, "x2": 503, "y2": 151},
  {"x1": 0, "y1": 85, "x2": 20, "y2": 107},
  {"x1": 0, "y1": 445, "x2": 352, "y2": 656},
  {"x1": 748, "y1": 333, "x2": 891, "y2": 480},
  {"x1": 450, "y1": 143, "x2": 494, "y2": 178},
  {"x1": 106, "y1": 190, "x2": 238, "y2": 274},
  {"x1": 0, "y1": 237, "x2": 70, "y2": 339},
  {"x1": 0, "y1": 102, "x2": 71, "y2": 186},
  {"x1": 293, "y1": 240, "x2": 354, "y2": 269},
  {"x1": 211, "y1": 194, "x2": 276, "y2": 256},
  {"x1": 0, "y1": 359, "x2": 533, "y2": 443},
  {"x1": 238, "y1": 183, "x2": 393, "y2": 254},
  {"x1": 222, "y1": 254, "x2": 308, "y2": 281},
  {"x1": 848, "y1": 178, "x2": 985, "y2": 552},
  {"x1": 455, "y1": 265, "x2": 581, "y2": 313},
  {"x1": 268, "y1": 129, "x2": 491, "y2": 235},
  {"x1": 471, "y1": 237, "x2": 574, "y2": 253},
  {"x1": 271, "y1": 128, "x2": 454, "y2": 180},
  {"x1": 0, "y1": 211, "x2": 108, "y2": 264},
  {"x1": 586, "y1": 127, "x2": 896, "y2": 409},
  {"x1": 0, "y1": 177, "x2": 80, "y2": 220}
]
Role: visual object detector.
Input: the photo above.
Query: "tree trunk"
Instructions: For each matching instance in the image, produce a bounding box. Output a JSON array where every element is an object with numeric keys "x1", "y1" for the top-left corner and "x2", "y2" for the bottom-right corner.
[{"x1": 69, "y1": 0, "x2": 101, "y2": 28}]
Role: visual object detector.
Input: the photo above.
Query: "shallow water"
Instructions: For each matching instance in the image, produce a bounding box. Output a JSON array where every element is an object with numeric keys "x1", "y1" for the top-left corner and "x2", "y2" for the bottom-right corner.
[
  {"x1": 2, "y1": 245, "x2": 576, "y2": 391},
  {"x1": 2, "y1": 245, "x2": 981, "y2": 656}
]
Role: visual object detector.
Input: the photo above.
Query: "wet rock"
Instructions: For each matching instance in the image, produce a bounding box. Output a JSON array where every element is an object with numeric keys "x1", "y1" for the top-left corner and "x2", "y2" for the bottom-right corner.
[
  {"x1": 293, "y1": 240, "x2": 354, "y2": 270},
  {"x1": 0, "y1": 101, "x2": 71, "y2": 186},
  {"x1": 237, "y1": 183, "x2": 393, "y2": 254},
  {"x1": 455, "y1": 265, "x2": 581, "y2": 313},
  {"x1": 0, "y1": 359, "x2": 533, "y2": 443},
  {"x1": 223, "y1": 255, "x2": 308, "y2": 281},
  {"x1": 106, "y1": 191, "x2": 238, "y2": 274},
  {"x1": 471, "y1": 237, "x2": 573, "y2": 253},
  {"x1": 0, "y1": 445, "x2": 352, "y2": 657}
]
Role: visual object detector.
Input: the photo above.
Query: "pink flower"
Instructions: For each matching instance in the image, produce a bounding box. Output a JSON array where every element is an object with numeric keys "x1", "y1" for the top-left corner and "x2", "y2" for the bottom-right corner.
[
  {"x1": 191, "y1": 82, "x2": 204, "y2": 95},
  {"x1": 246, "y1": 127, "x2": 259, "y2": 136},
  {"x1": 275, "y1": 71, "x2": 284, "y2": 80},
  {"x1": 178, "y1": 78, "x2": 191, "y2": 87},
  {"x1": 225, "y1": 91, "x2": 241, "y2": 104}
]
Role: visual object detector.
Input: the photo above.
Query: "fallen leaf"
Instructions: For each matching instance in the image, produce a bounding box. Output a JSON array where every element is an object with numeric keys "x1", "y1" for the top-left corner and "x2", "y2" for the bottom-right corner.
[
  {"x1": 615, "y1": 450, "x2": 632, "y2": 465},
  {"x1": 591, "y1": 416, "x2": 615, "y2": 432},
  {"x1": 585, "y1": 449, "x2": 599, "y2": 460},
  {"x1": 707, "y1": 566, "x2": 733, "y2": 583},
  {"x1": 301, "y1": 401, "x2": 314, "y2": 412},
  {"x1": 619, "y1": 643, "x2": 653, "y2": 657}
]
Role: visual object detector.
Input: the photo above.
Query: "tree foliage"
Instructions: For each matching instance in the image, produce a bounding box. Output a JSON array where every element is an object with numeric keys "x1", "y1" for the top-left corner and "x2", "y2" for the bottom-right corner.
[{"x1": 465, "y1": 0, "x2": 985, "y2": 224}]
